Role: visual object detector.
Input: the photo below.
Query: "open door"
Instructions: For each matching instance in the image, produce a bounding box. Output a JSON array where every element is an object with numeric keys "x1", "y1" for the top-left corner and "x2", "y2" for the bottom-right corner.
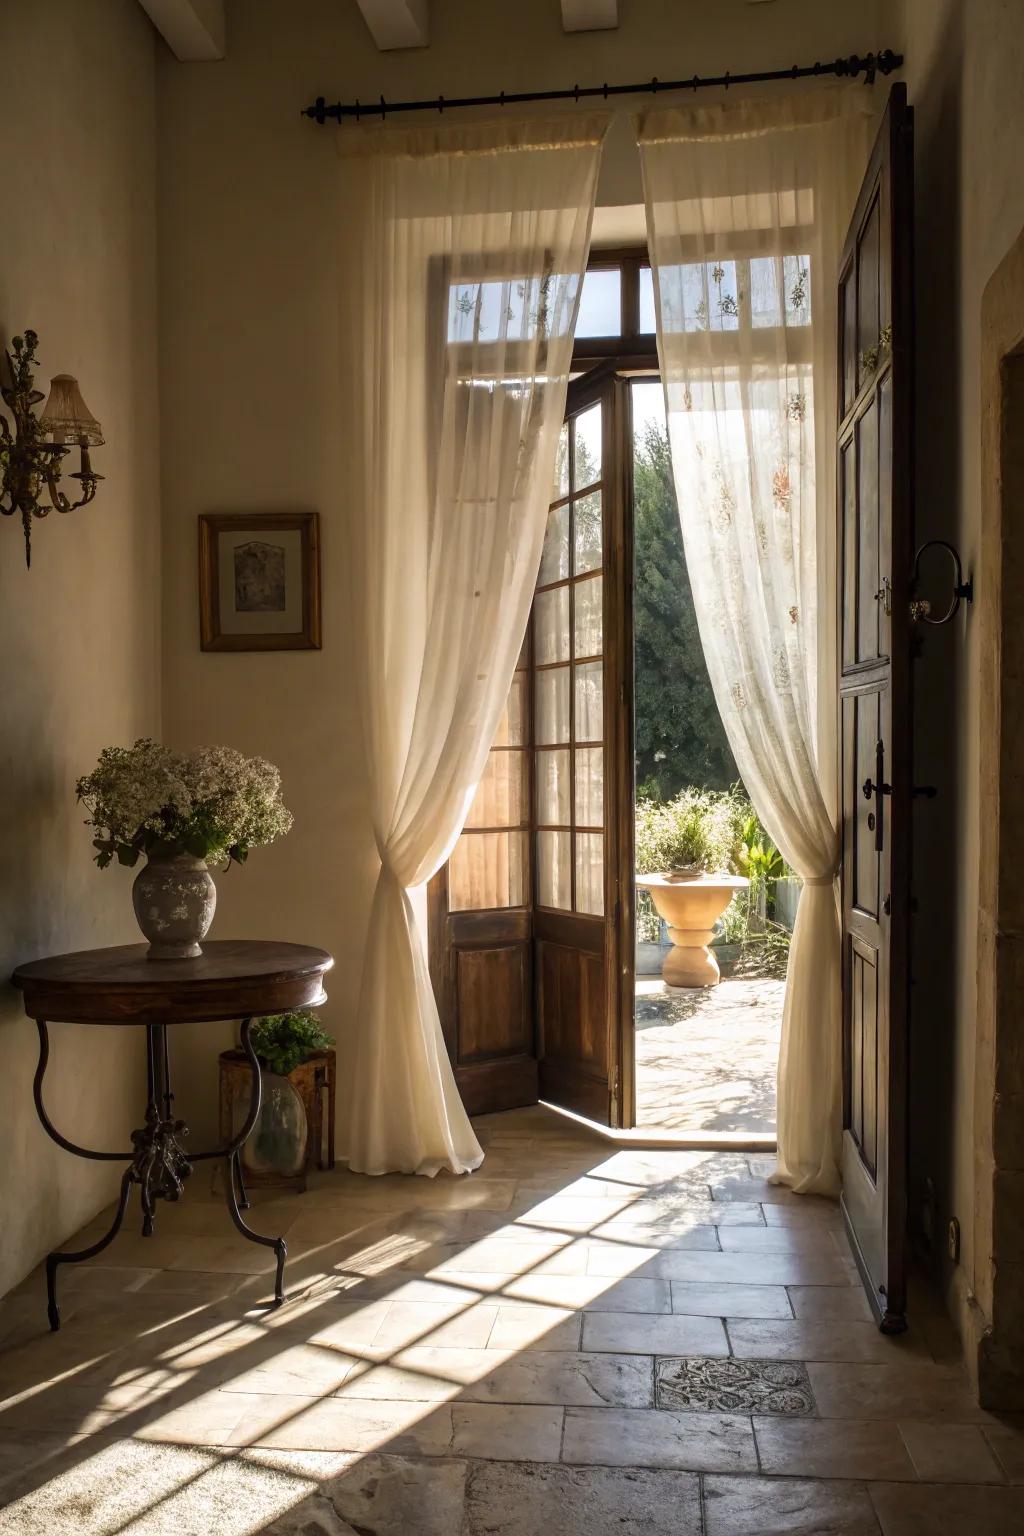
[
  {"x1": 430, "y1": 366, "x2": 634, "y2": 1126},
  {"x1": 427, "y1": 644, "x2": 537, "y2": 1117},
  {"x1": 837, "y1": 83, "x2": 914, "y2": 1332},
  {"x1": 533, "y1": 368, "x2": 634, "y2": 1125}
]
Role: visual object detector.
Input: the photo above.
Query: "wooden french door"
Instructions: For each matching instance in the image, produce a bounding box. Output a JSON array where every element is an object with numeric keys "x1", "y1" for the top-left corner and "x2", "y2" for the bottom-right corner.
[
  {"x1": 534, "y1": 368, "x2": 633, "y2": 1124},
  {"x1": 427, "y1": 645, "x2": 536, "y2": 1117},
  {"x1": 429, "y1": 366, "x2": 633, "y2": 1125},
  {"x1": 837, "y1": 84, "x2": 914, "y2": 1332}
]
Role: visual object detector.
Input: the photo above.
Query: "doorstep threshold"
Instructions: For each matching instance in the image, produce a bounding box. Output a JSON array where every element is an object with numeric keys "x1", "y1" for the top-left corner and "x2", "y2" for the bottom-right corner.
[{"x1": 539, "y1": 1100, "x2": 777, "y2": 1153}]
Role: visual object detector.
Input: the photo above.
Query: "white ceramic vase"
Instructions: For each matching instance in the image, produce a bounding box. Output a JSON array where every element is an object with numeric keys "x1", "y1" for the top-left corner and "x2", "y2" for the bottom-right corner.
[{"x1": 132, "y1": 850, "x2": 216, "y2": 960}]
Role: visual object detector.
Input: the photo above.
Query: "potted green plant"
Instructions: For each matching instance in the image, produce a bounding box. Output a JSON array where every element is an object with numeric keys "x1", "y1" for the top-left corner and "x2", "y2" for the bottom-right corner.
[{"x1": 231, "y1": 1010, "x2": 335, "y2": 1186}]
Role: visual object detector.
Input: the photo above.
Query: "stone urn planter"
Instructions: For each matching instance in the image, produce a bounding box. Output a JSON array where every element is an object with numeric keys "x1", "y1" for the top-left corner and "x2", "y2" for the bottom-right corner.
[{"x1": 635, "y1": 872, "x2": 749, "y2": 988}]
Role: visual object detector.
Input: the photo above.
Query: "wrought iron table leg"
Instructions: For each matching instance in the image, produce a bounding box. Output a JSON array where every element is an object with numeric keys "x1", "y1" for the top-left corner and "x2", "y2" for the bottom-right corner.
[
  {"x1": 46, "y1": 1169, "x2": 134, "y2": 1332},
  {"x1": 225, "y1": 1151, "x2": 287, "y2": 1304},
  {"x1": 232, "y1": 1150, "x2": 251, "y2": 1211},
  {"x1": 217, "y1": 1018, "x2": 287, "y2": 1306}
]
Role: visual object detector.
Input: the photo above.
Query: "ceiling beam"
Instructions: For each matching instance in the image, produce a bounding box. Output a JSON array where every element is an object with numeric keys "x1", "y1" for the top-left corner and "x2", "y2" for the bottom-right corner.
[
  {"x1": 137, "y1": 0, "x2": 225, "y2": 60},
  {"x1": 355, "y1": 0, "x2": 430, "y2": 50},
  {"x1": 560, "y1": 0, "x2": 618, "y2": 32}
]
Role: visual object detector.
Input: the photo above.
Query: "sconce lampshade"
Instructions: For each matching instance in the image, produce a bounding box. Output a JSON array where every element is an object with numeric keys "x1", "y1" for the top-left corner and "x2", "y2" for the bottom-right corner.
[{"x1": 39, "y1": 374, "x2": 104, "y2": 447}]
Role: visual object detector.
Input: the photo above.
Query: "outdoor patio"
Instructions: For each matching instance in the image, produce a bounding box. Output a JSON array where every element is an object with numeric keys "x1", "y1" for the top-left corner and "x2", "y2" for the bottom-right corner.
[{"x1": 634, "y1": 976, "x2": 784, "y2": 1136}]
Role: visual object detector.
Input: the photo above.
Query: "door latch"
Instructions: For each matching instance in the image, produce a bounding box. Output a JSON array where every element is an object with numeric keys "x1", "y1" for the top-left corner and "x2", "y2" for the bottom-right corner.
[{"x1": 874, "y1": 576, "x2": 892, "y2": 616}]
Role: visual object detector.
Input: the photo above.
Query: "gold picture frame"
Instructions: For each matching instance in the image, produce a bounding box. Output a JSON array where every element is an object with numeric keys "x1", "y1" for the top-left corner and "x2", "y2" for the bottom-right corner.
[{"x1": 199, "y1": 512, "x2": 321, "y2": 652}]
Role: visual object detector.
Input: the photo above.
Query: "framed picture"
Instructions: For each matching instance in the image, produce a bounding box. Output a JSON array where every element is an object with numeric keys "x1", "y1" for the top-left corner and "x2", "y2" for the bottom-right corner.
[{"x1": 198, "y1": 512, "x2": 321, "y2": 652}]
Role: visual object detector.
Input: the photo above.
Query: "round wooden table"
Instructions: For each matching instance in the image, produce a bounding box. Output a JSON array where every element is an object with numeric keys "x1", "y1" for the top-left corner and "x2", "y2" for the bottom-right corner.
[{"x1": 12, "y1": 939, "x2": 333, "y2": 1331}]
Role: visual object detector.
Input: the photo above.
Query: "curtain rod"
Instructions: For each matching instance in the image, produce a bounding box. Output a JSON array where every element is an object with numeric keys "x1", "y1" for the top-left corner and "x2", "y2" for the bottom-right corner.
[{"x1": 302, "y1": 49, "x2": 901, "y2": 126}]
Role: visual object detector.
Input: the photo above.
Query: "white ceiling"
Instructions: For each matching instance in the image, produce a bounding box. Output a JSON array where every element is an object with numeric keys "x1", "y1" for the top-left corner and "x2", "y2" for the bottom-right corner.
[{"x1": 138, "y1": 0, "x2": 623, "y2": 60}]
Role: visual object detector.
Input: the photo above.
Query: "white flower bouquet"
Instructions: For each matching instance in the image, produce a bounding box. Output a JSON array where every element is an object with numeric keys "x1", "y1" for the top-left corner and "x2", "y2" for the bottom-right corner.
[{"x1": 76, "y1": 738, "x2": 293, "y2": 869}]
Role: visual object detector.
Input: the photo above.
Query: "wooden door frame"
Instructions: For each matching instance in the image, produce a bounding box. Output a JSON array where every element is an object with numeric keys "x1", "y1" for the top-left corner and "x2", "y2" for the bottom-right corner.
[{"x1": 970, "y1": 228, "x2": 1024, "y2": 1408}]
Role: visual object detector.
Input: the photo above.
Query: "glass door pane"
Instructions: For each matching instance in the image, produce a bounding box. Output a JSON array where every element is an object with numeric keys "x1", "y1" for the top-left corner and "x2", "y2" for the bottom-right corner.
[
  {"x1": 533, "y1": 391, "x2": 607, "y2": 916},
  {"x1": 448, "y1": 652, "x2": 530, "y2": 912}
]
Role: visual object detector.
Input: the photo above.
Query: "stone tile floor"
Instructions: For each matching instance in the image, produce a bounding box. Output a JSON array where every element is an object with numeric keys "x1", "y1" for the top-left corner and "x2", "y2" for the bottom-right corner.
[
  {"x1": 635, "y1": 976, "x2": 784, "y2": 1135},
  {"x1": 0, "y1": 1105, "x2": 1022, "y2": 1533}
]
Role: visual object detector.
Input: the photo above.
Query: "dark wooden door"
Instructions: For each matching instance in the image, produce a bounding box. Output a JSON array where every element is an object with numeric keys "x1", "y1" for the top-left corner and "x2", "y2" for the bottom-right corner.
[
  {"x1": 430, "y1": 369, "x2": 634, "y2": 1125},
  {"x1": 427, "y1": 644, "x2": 538, "y2": 1117},
  {"x1": 837, "y1": 83, "x2": 914, "y2": 1332},
  {"x1": 533, "y1": 368, "x2": 633, "y2": 1125}
]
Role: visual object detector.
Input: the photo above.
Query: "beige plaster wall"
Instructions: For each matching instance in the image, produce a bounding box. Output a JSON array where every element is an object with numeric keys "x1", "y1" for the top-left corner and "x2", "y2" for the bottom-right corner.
[
  {"x1": 0, "y1": 1, "x2": 161, "y2": 1295},
  {"x1": 156, "y1": 0, "x2": 892, "y2": 1147},
  {"x1": 897, "y1": 0, "x2": 1024, "y2": 1368}
]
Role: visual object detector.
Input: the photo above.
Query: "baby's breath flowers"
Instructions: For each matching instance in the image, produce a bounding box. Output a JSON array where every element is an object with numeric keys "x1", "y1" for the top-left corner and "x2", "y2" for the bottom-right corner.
[{"x1": 76, "y1": 739, "x2": 293, "y2": 869}]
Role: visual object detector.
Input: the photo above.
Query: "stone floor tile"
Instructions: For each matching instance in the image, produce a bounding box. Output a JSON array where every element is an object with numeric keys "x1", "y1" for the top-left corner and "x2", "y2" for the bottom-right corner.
[
  {"x1": 712, "y1": 1177, "x2": 838, "y2": 1209},
  {"x1": 230, "y1": 1394, "x2": 564, "y2": 1462},
  {"x1": 463, "y1": 1458, "x2": 702, "y2": 1535},
  {"x1": 763, "y1": 1202, "x2": 844, "y2": 1229},
  {"x1": 133, "y1": 1268, "x2": 246, "y2": 1300},
  {"x1": 755, "y1": 1415, "x2": 917, "y2": 1480},
  {"x1": 444, "y1": 1403, "x2": 565, "y2": 1462},
  {"x1": 727, "y1": 1319, "x2": 933, "y2": 1365},
  {"x1": 370, "y1": 1300, "x2": 499, "y2": 1351},
  {"x1": 215, "y1": 1341, "x2": 359, "y2": 1397},
  {"x1": 703, "y1": 1473, "x2": 883, "y2": 1535},
  {"x1": 432, "y1": 1239, "x2": 589, "y2": 1277},
  {"x1": 650, "y1": 1250, "x2": 852, "y2": 1285},
  {"x1": 869, "y1": 1481, "x2": 1024, "y2": 1533},
  {"x1": 486, "y1": 1304, "x2": 583, "y2": 1352},
  {"x1": 718, "y1": 1226, "x2": 842, "y2": 1256},
  {"x1": 670, "y1": 1280, "x2": 793, "y2": 1319},
  {"x1": 807, "y1": 1362, "x2": 987, "y2": 1421},
  {"x1": 227, "y1": 1393, "x2": 447, "y2": 1452},
  {"x1": 625, "y1": 1200, "x2": 769, "y2": 1227},
  {"x1": 581, "y1": 1312, "x2": 729, "y2": 1357},
  {"x1": 562, "y1": 1405, "x2": 757, "y2": 1473},
  {"x1": 269, "y1": 1452, "x2": 468, "y2": 1536},
  {"x1": 899, "y1": 1421, "x2": 1005, "y2": 1482},
  {"x1": 985, "y1": 1421, "x2": 1024, "y2": 1483},
  {"x1": 339, "y1": 1346, "x2": 654, "y2": 1408},
  {"x1": 787, "y1": 1284, "x2": 875, "y2": 1321},
  {"x1": 585, "y1": 1222, "x2": 721, "y2": 1252},
  {"x1": 453, "y1": 1272, "x2": 673, "y2": 1313}
]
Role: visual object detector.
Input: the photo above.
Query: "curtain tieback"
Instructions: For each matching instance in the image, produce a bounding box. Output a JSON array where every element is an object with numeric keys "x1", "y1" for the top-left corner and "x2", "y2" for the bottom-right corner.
[{"x1": 803, "y1": 873, "x2": 836, "y2": 887}]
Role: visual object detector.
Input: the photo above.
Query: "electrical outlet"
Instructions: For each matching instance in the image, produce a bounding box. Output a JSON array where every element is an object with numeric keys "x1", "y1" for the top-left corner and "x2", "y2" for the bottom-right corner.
[{"x1": 948, "y1": 1217, "x2": 961, "y2": 1263}]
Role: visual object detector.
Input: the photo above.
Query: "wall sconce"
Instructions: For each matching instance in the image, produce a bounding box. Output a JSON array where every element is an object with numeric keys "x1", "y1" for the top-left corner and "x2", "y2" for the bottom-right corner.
[{"x1": 0, "y1": 330, "x2": 104, "y2": 567}]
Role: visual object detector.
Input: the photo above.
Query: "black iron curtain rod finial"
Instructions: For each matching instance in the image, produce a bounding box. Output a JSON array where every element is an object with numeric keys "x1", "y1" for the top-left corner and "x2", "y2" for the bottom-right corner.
[{"x1": 301, "y1": 48, "x2": 903, "y2": 126}]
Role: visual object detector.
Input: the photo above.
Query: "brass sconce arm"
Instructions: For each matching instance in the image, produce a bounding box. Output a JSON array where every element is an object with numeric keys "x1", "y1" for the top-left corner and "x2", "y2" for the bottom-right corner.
[{"x1": 0, "y1": 330, "x2": 105, "y2": 567}]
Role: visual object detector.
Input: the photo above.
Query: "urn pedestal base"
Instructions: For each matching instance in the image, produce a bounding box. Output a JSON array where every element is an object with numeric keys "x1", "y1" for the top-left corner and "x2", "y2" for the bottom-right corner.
[{"x1": 636, "y1": 873, "x2": 750, "y2": 990}]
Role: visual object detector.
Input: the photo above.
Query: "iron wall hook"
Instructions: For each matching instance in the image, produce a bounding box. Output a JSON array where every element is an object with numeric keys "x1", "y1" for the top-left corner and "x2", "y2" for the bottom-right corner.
[{"x1": 910, "y1": 539, "x2": 974, "y2": 625}]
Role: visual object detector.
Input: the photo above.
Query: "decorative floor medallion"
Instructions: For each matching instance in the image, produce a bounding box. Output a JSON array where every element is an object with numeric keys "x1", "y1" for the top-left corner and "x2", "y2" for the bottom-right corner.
[{"x1": 655, "y1": 1357, "x2": 816, "y2": 1416}]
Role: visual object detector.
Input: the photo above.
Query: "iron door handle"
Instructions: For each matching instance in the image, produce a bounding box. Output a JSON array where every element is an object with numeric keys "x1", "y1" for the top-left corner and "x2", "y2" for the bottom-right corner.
[{"x1": 861, "y1": 739, "x2": 891, "y2": 853}]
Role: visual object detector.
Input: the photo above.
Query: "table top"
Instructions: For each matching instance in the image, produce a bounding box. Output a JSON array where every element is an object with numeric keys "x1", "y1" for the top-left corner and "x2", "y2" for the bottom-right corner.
[{"x1": 12, "y1": 940, "x2": 334, "y2": 1026}]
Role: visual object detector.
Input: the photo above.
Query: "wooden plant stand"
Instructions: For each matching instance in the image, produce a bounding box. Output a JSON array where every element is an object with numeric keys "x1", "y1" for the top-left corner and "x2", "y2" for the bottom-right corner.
[{"x1": 218, "y1": 1047, "x2": 335, "y2": 1194}]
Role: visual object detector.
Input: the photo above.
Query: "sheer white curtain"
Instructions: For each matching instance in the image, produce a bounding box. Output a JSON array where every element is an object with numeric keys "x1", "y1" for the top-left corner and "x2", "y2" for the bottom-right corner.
[
  {"x1": 637, "y1": 92, "x2": 872, "y2": 1195},
  {"x1": 340, "y1": 116, "x2": 607, "y2": 1176}
]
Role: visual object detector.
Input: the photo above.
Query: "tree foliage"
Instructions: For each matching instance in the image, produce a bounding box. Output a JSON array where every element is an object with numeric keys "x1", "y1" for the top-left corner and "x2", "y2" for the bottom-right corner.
[{"x1": 633, "y1": 422, "x2": 738, "y2": 797}]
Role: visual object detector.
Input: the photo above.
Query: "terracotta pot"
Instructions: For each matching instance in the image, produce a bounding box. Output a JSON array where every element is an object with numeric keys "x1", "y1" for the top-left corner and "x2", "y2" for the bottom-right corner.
[
  {"x1": 132, "y1": 850, "x2": 216, "y2": 960},
  {"x1": 635, "y1": 872, "x2": 749, "y2": 988}
]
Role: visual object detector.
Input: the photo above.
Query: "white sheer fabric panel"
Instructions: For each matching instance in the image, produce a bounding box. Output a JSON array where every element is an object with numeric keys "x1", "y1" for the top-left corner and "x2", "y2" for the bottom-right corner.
[
  {"x1": 340, "y1": 116, "x2": 607, "y2": 1175},
  {"x1": 637, "y1": 92, "x2": 872, "y2": 1195}
]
